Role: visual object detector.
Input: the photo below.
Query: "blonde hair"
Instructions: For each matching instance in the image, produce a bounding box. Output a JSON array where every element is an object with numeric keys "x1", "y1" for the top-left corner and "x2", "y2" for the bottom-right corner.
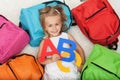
[{"x1": 39, "y1": 5, "x2": 67, "y2": 37}]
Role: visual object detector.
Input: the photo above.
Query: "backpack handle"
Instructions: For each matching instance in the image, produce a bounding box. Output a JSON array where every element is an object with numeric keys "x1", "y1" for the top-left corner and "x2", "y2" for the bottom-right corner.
[{"x1": 107, "y1": 39, "x2": 118, "y2": 50}]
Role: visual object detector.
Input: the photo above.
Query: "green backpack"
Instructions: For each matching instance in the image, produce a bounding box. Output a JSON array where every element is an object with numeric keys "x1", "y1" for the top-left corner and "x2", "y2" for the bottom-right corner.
[{"x1": 81, "y1": 44, "x2": 120, "y2": 80}]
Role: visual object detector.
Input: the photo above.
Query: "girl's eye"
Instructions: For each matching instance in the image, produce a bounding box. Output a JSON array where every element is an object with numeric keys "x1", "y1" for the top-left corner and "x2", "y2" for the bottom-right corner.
[
  {"x1": 55, "y1": 23, "x2": 59, "y2": 26},
  {"x1": 48, "y1": 24, "x2": 52, "y2": 27}
]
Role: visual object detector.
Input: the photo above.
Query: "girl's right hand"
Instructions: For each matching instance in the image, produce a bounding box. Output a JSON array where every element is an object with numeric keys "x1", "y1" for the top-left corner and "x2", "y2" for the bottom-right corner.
[{"x1": 52, "y1": 54, "x2": 60, "y2": 62}]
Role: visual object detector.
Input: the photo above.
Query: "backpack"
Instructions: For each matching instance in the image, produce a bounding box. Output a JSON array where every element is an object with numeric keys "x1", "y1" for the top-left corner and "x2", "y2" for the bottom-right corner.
[
  {"x1": 81, "y1": 44, "x2": 120, "y2": 80},
  {"x1": 0, "y1": 54, "x2": 43, "y2": 80},
  {"x1": 19, "y1": 1, "x2": 72, "y2": 47},
  {"x1": 0, "y1": 15, "x2": 30, "y2": 64},
  {"x1": 72, "y1": 0, "x2": 120, "y2": 50}
]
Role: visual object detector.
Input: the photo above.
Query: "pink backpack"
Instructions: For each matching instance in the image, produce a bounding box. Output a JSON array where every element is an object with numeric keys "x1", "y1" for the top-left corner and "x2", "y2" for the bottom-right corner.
[{"x1": 0, "y1": 15, "x2": 30, "y2": 64}]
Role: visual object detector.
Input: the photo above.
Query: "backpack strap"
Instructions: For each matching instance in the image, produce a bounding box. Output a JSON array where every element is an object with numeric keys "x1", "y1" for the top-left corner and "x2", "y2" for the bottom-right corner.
[
  {"x1": 107, "y1": 39, "x2": 118, "y2": 50},
  {"x1": 107, "y1": 21, "x2": 120, "y2": 50},
  {"x1": 0, "y1": 23, "x2": 5, "y2": 29}
]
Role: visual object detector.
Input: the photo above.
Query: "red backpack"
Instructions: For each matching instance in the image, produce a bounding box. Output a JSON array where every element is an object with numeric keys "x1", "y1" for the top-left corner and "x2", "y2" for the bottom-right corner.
[{"x1": 72, "y1": 0, "x2": 120, "y2": 50}]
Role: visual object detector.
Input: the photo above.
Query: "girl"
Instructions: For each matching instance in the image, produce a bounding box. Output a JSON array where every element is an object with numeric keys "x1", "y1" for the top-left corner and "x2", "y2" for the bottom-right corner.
[{"x1": 37, "y1": 5, "x2": 85, "y2": 80}]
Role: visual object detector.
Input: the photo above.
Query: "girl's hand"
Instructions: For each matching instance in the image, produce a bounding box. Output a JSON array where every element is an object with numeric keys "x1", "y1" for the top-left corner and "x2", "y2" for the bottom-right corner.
[
  {"x1": 77, "y1": 64, "x2": 84, "y2": 72},
  {"x1": 52, "y1": 54, "x2": 60, "y2": 62}
]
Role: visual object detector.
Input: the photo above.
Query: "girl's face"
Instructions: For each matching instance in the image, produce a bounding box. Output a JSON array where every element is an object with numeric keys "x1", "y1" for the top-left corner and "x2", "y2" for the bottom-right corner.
[{"x1": 44, "y1": 15, "x2": 62, "y2": 37}]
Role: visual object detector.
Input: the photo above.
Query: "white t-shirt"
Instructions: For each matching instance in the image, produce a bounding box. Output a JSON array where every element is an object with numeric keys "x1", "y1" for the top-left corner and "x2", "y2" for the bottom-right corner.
[{"x1": 44, "y1": 32, "x2": 80, "y2": 80}]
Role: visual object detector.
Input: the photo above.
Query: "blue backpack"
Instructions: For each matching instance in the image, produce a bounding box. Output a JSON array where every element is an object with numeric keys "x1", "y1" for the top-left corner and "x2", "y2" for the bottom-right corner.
[{"x1": 19, "y1": 1, "x2": 72, "y2": 47}]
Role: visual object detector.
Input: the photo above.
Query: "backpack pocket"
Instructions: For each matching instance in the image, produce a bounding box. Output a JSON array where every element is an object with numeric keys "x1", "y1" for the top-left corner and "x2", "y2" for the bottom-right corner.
[{"x1": 81, "y1": 62, "x2": 120, "y2": 80}]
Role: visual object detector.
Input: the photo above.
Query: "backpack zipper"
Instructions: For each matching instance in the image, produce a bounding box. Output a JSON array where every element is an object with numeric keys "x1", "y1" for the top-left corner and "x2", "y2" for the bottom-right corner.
[
  {"x1": 0, "y1": 23, "x2": 5, "y2": 29},
  {"x1": 33, "y1": 56, "x2": 43, "y2": 80},
  {"x1": 91, "y1": 62, "x2": 120, "y2": 79},
  {"x1": 85, "y1": 2, "x2": 106, "y2": 20},
  {"x1": 7, "y1": 63, "x2": 18, "y2": 80}
]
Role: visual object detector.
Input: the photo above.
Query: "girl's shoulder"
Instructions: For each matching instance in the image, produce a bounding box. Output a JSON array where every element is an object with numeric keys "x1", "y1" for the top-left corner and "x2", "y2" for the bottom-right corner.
[
  {"x1": 66, "y1": 33, "x2": 75, "y2": 40},
  {"x1": 40, "y1": 38, "x2": 49, "y2": 44},
  {"x1": 60, "y1": 32, "x2": 69, "y2": 39},
  {"x1": 61, "y1": 32, "x2": 72, "y2": 36},
  {"x1": 61, "y1": 32, "x2": 74, "y2": 40},
  {"x1": 61, "y1": 32, "x2": 68, "y2": 36}
]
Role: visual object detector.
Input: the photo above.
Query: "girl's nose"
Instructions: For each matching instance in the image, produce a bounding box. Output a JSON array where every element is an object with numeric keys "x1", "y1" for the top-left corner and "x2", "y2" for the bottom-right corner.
[{"x1": 53, "y1": 26, "x2": 57, "y2": 30}]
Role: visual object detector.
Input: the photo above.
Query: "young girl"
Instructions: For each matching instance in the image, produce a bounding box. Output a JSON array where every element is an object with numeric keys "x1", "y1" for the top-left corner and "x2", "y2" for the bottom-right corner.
[{"x1": 37, "y1": 5, "x2": 85, "y2": 80}]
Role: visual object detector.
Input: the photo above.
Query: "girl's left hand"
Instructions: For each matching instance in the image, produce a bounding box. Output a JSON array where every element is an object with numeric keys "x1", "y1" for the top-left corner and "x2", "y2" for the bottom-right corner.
[
  {"x1": 52, "y1": 54, "x2": 61, "y2": 62},
  {"x1": 77, "y1": 64, "x2": 84, "y2": 72}
]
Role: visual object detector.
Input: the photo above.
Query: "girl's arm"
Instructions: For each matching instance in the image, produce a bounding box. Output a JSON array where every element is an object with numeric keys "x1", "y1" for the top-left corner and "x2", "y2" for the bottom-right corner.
[{"x1": 67, "y1": 33, "x2": 85, "y2": 71}]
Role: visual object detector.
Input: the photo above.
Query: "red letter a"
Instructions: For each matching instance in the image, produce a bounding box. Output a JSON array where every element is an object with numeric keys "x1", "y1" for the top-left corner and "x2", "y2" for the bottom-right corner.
[{"x1": 39, "y1": 38, "x2": 60, "y2": 62}]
